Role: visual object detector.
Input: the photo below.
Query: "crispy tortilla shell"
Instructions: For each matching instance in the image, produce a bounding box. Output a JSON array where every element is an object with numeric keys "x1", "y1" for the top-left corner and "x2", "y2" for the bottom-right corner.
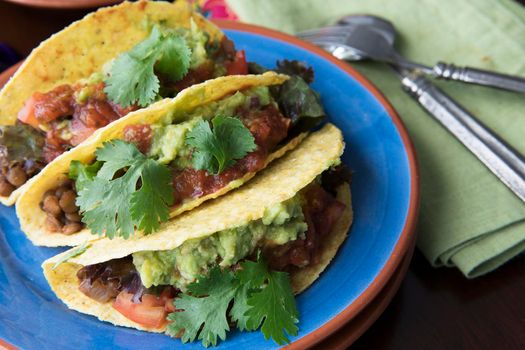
[
  {"x1": 43, "y1": 126, "x2": 350, "y2": 332},
  {"x1": 0, "y1": 0, "x2": 223, "y2": 206},
  {"x1": 17, "y1": 73, "x2": 291, "y2": 247}
]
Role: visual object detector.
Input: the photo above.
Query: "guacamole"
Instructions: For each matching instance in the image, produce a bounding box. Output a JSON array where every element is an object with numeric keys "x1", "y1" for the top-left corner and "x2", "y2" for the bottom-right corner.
[
  {"x1": 147, "y1": 86, "x2": 272, "y2": 165},
  {"x1": 132, "y1": 194, "x2": 306, "y2": 290}
]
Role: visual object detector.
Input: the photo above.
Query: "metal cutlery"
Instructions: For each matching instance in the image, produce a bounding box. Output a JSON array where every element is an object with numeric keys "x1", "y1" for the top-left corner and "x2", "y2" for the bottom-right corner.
[
  {"x1": 297, "y1": 16, "x2": 525, "y2": 94},
  {"x1": 297, "y1": 16, "x2": 525, "y2": 203}
]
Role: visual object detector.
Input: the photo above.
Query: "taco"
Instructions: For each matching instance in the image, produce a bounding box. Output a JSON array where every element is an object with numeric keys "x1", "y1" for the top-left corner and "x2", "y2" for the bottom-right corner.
[
  {"x1": 16, "y1": 68, "x2": 326, "y2": 247},
  {"x1": 0, "y1": 0, "x2": 249, "y2": 205},
  {"x1": 42, "y1": 123, "x2": 352, "y2": 346}
]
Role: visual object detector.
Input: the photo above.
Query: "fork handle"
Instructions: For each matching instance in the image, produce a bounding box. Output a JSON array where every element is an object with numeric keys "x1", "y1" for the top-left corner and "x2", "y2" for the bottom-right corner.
[
  {"x1": 433, "y1": 62, "x2": 525, "y2": 94},
  {"x1": 401, "y1": 73, "x2": 525, "y2": 203}
]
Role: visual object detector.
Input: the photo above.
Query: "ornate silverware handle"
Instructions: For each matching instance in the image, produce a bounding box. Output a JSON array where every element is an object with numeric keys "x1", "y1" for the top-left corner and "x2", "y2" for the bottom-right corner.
[
  {"x1": 402, "y1": 74, "x2": 525, "y2": 203},
  {"x1": 433, "y1": 62, "x2": 525, "y2": 93}
]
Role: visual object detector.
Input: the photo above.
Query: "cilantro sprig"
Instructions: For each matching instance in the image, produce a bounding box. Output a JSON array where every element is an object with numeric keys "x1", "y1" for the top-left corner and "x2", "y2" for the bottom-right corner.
[
  {"x1": 52, "y1": 241, "x2": 91, "y2": 270},
  {"x1": 166, "y1": 255, "x2": 299, "y2": 347},
  {"x1": 69, "y1": 160, "x2": 101, "y2": 192},
  {"x1": 185, "y1": 116, "x2": 257, "y2": 175},
  {"x1": 104, "y1": 26, "x2": 192, "y2": 108},
  {"x1": 73, "y1": 140, "x2": 174, "y2": 239}
]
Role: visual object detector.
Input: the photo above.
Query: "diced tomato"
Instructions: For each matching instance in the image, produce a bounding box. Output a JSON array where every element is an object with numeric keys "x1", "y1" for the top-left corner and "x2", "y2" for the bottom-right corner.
[
  {"x1": 164, "y1": 298, "x2": 176, "y2": 313},
  {"x1": 69, "y1": 118, "x2": 98, "y2": 146},
  {"x1": 169, "y1": 60, "x2": 215, "y2": 93},
  {"x1": 318, "y1": 200, "x2": 346, "y2": 236},
  {"x1": 225, "y1": 50, "x2": 248, "y2": 75},
  {"x1": 140, "y1": 294, "x2": 166, "y2": 308},
  {"x1": 32, "y1": 85, "x2": 74, "y2": 123},
  {"x1": 160, "y1": 288, "x2": 177, "y2": 313},
  {"x1": 171, "y1": 105, "x2": 290, "y2": 205},
  {"x1": 43, "y1": 128, "x2": 70, "y2": 163},
  {"x1": 304, "y1": 184, "x2": 346, "y2": 237},
  {"x1": 242, "y1": 105, "x2": 291, "y2": 150},
  {"x1": 113, "y1": 292, "x2": 167, "y2": 329},
  {"x1": 17, "y1": 96, "x2": 40, "y2": 128},
  {"x1": 173, "y1": 169, "x2": 209, "y2": 203},
  {"x1": 123, "y1": 124, "x2": 152, "y2": 154}
]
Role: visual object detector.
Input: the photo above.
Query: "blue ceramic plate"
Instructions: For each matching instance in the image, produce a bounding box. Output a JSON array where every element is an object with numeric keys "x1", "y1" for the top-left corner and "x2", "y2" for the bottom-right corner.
[{"x1": 0, "y1": 22, "x2": 418, "y2": 349}]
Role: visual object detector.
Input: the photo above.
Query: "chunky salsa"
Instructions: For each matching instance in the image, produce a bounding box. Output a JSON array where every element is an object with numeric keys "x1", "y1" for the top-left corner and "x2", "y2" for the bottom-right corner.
[
  {"x1": 170, "y1": 103, "x2": 290, "y2": 204},
  {"x1": 75, "y1": 173, "x2": 347, "y2": 329},
  {"x1": 40, "y1": 87, "x2": 290, "y2": 235},
  {"x1": 0, "y1": 35, "x2": 246, "y2": 198},
  {"x1": 38, "y1": 57, "x2": 327, "y2": 238},
  {"x1": 18, "y1": 82, "x2": 137, "y2": 163}
]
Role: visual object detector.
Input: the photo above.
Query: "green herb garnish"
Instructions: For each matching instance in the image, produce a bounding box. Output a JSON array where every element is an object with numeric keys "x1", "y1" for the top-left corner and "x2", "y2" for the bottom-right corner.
[
  {"x1": 74, "y1": 140, "x2": 174, "y2": 239},
  {"x1": 185, "y1": 115, "x2": 257, "y2": 175},
  {"x1": 68, "y1": 160, "x2": 102, "y2": 192},
  {"x1": 52, "y1": 241, "x2": 91, "y2": 270},
  {"x1": 104, "y1": 26, "x2": 191, "y2": 108},
  {"x1": 166, "y1": 255, "x2": 299, "y2": 347}
]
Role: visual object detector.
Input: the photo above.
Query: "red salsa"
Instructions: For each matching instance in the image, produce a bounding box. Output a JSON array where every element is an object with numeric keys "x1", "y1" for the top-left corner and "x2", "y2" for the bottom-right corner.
[
  {"x1": 172, "y1": 104, "x2": 291, "y2": 204},
  {"x1": 16, "y1": 37, "x2": 247, "y2": 165},
  {"x1": 18, "y1": 82, "x2": 136, "y2": 163},
  {"x1": 265, "y1": 184, "x2": 346, "y2": 270},
  {"x1": 123, "y1": 124, "x2": 153, "y2": 154}
]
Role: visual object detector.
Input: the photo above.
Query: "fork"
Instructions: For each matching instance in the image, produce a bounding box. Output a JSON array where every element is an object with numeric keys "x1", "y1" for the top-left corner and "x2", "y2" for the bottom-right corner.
[{"x1": 298, "y1": 24, "x2": 525, "y2": 203}]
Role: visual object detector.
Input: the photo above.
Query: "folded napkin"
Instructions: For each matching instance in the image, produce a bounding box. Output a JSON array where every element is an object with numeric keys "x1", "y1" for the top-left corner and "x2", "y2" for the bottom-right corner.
[{"x1": 225, "y1": 0, "x2": 525, "y2": 277}]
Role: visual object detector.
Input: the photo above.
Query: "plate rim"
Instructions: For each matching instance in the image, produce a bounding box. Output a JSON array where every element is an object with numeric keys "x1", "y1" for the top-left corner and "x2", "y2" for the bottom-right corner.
[
  {"x1": 213, "y1": 19, "x2": 420, "y2": 349},
  {"x1": 0, "y1": 21, "x2": 420, "y2": 350}
]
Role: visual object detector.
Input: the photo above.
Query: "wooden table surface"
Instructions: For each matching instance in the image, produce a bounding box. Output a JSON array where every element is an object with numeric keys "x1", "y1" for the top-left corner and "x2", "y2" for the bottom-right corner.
[{"x1": 1, "y1": 1, "x2": 524, "y2": 349}]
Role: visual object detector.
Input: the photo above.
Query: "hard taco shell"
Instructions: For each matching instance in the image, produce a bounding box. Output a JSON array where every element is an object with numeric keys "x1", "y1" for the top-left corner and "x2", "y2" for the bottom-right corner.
[
  {"x1": 42, "y1": 123, "x2": 352, "y2": 332},
  {"x1": 0, "y1": 0, "x2": 222, "y2": 205},
  {"x1": 17, "y1": 72, "x2": 308, "y2": 247}
]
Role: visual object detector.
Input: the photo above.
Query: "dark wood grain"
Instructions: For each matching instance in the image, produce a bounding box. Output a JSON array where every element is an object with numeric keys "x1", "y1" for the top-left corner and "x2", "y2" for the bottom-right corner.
[
  {"x1": 0, "y1": 1, "x2": 89, "y2": 57},
  {"x1": 352, "y1": 251, "x2": 525, "y2": 350},
  {"x1": 0, "y1": 2, "x2": 524, "y2": 350}
]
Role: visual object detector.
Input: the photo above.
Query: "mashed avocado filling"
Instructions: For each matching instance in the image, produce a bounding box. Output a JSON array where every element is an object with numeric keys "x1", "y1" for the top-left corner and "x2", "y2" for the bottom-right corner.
[
  {"x1": 147, "y1": 86, "x2": 272, "y2": 166},
  {"x1": 132, "y1": 194, "x2": 306, "y2": 290}
]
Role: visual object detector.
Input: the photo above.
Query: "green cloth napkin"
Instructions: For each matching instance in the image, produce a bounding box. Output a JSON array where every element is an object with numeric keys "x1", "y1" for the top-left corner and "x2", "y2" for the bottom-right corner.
[{"x1": 226, "y1": 0, "x2": 525, "y2": 277}]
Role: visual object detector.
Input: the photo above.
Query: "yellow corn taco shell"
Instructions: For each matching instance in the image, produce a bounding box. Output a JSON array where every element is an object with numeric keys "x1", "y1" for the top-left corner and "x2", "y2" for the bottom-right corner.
[
  {"x1": 17, "y1": 72, "x2": 309, "y2": 247},
  {"x1": 0, "y1": 0, "x2": 223, "y2": 206},
  {"x1": 42, "y1": 123, "x2": 352, "y2": 333}
]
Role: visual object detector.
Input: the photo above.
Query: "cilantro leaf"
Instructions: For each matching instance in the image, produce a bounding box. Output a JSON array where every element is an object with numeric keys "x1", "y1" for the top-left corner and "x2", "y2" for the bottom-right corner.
[
  {"x1": 238, "y1": 256, "x2": 299, "y2": 345},
  {"x1": 229, "y1": 283, "x2": 251, "y2": 331},
  {"x1": 237, "y1": 256, "x2": 268, "y2": 287},
  {"x1": 52, "y1": 241, "x2": 91, "y2": 270},
  {"x1": 244, "y1": 270, "x2": 299, "y2": 345},
  {"x1": 166, "y1": 256, "x2": 299, "y2": 347},
  {"x1": 155, "y1": 35, "x2": 191, "y2": 82},
  {"x1": 130, "y1": 159, "x2": 173, "y2": 233},
  {"x1": 104, "y1": 26, "x2": 162, "y2": 108},
  {"x1": 75, "y1": 140, "x2": 174, "y2": 238},
  {"x1": 185, "y1": 116, "x2": 257, "y2": 175},
  {"x1": 68, "y1": 160, "x2": 102, "y2": 192},
  {"x1": 94, "y1": 140, "x2": 144, "y2": 180},
  {"x1": 104, "y1": 26, "x2": 192, "y2": 108},
  {"x1": 166, "y1": 267, "x2": 238, "y2": 348},
  {"x1": 232, "y1": 254, "x2": 270, "y2": 331},
  {"x1": 77, "y1": 176, "x2": 134, "y2": 239}
]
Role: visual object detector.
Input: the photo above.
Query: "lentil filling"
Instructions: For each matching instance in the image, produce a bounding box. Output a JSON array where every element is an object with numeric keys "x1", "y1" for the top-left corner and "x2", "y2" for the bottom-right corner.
[
  {"x1": 40, "y1": 96, "x2": 291, "y2": 234},
  {"x1": 0, "y1": 37, "x2": 243, "y2": 198}
]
